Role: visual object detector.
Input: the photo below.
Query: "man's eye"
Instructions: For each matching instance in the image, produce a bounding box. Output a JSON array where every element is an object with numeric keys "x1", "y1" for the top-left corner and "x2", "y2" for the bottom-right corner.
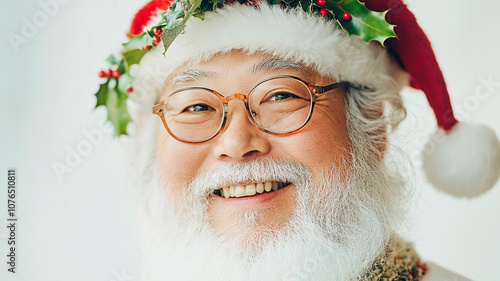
[
  {"x1": 269, "y1": 92, "x2": 297, "y2": 101},
  {"x1": 184, "y1": 104, "x2": 214, "y2": 112}
]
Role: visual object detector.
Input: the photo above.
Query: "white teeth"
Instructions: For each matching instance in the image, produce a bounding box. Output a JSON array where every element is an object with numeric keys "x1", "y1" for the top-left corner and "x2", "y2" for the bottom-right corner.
[
  {"x1": 222, "y1": 187, "x2": 230, "y2": 198},
  {"x1": 235, "y1": 185, "x2": 245, "y2": 197},
  {"x1": 272, "y1": 181, "x2": 278, "y2": 191},
  {"x1": 245, "y1": 184, "x2": 256, "y2": 196},
  {"x1": 264, "y1": 181, "x2": 272, "y2": 192},
  {"x1": 218, "y1": 181, "x2": 289, "y2": 198},
  {"x1": 256, "y1": 182, "x2": 264, "y2": 194}
]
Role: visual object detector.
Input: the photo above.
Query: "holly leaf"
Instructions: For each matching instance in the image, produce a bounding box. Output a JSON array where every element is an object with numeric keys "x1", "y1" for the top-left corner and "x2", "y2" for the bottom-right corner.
[
  {"x1": 193, "y1": 0, "x2": 211, "y2": 19},
  {"x1": 123, "y1": 33, "x2": 152, "y2": 51},
  {"x1": 117, "y1": 59, "x2": 127, "y2": 73},
  {"x1": 159, "y1": 0, "x2": 186, "y2": 52},
  {"x1": 161, "y1": 0, "x2": 203, "y2": 53},
  {"x1": 94, "y1": 80, "x2": 131, "y2": 136},
  {"x1": 106, "y1": 54, "x2": 120, "y2": 65},
  {"x1": 122, "y1": 48, "x2": 148, "y2": 67},
  {"x1": 329, "y1": 0, "x2": 396, "y2": 45},
  {"x1": 186, "y1": 0, "x2": 204, "y2": 17},
  {"x1": 160, "y1": 23, "x2": 184, "y2": 52},
  {"x1": 164, "y1": 0, "x2": 186, "y2": 29},
  {"x1": 95, "y1": 80, "x2": 110, "y2": 111},
  {"x1": 300, "y1": 0, "x2": 312, "y2": 12},
  {"x1": 106, "y1": 87, "x2": 132, "y2": 136},
  {"x1": 117, "y1": 72, "x2": 134, "y2": 95}
]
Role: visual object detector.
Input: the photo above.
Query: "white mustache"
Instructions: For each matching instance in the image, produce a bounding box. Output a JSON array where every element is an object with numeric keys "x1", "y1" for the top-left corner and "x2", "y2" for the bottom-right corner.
[{"x1": 188, "y1": 158, "x2": 312, "y2": 199}]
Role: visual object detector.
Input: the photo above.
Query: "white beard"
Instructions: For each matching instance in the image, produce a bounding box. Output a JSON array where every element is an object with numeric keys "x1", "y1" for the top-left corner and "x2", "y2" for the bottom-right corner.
[{"x1": 136, "y1": 143, "x2": 406, "y2": 281}]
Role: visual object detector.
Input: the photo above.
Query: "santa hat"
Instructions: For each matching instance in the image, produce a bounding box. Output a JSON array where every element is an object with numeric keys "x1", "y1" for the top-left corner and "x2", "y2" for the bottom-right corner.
[{"x1": 123, "y1": 0, "x2": 500, "y2": 198}]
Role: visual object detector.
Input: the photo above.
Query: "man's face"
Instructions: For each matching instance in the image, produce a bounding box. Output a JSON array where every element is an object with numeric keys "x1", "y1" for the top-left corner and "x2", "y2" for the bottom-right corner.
[
  {"x1": 156, "y1": 51, "x2": 352, "y2": 237},
  {"x1": 144, "y1": 51, "x2": 405, "y2": 280}
]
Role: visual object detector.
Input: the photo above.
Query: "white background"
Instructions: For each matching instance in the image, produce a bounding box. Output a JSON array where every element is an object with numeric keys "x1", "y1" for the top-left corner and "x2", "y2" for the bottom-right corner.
[{"x1": 1, "y1": 0, "x2": 499, "y2": 280}]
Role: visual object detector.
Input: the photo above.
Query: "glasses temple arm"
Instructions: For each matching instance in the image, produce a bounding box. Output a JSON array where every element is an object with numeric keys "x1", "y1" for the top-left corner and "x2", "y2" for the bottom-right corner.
[{"x1": 319, "y1": 81, "x2": 371, "y2": 93}]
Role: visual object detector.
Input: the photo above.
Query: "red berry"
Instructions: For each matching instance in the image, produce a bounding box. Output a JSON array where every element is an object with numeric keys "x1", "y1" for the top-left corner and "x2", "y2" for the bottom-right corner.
[
  {"x1": 343, "y1": 12, "x2": 351, "y2": 20},
  {"x1": 152, "y1": 35, "x2": 161, "y2": 45},
  {"x1": 319, "y1": 8, "x2": 328, "y2": 17},
  {"x1": 104, "y1": 68, "x2": 112, "y2": 78},
  {"x1": 111, "y1": 69, "x2": 121, "y2": 79},
  {"x1": 153, "y1": 27, "x2": 163, "y2": 36},
  {"x1": 144, "y1": 45, "x2": 152, "y2": 50},
  {"x1": 98, "y1": 70, "x2": 106, "y2": 78},
  {"x1": 126, "y1": 86, "x2": 134, "y2": 93},
  {"x1": 317, "y1": 0, "x2": 326, "y2": 6}
]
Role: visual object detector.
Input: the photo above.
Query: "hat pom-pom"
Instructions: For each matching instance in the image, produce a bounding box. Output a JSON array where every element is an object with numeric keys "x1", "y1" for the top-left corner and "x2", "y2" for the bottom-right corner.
[{"x1": 422, "y1": 122, "x2": 500, "y2": 198}]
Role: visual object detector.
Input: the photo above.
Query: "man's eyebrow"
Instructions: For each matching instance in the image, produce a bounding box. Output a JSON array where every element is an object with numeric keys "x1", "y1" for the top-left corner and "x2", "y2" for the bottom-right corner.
[
  {"x1": 171, "y1": 69, "x2": 217, "y2": 86},
  {"x1": 252, "y1": 58, "x2": 309, "y2": 77}
]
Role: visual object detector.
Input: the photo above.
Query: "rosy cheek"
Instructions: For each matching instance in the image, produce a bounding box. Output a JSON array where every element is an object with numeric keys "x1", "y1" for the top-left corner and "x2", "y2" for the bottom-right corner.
[
  {"x1": 158, "y1": 137, "x2": 212, "y2": 185},
  {"x1": 271, "y1": 118, "x2": 351, "y2": 174}
]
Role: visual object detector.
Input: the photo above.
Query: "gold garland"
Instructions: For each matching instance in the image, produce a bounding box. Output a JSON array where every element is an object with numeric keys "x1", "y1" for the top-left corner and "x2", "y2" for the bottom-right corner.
[{"x1": 359, "y1": 235, "x2": 429, "y2": 281}]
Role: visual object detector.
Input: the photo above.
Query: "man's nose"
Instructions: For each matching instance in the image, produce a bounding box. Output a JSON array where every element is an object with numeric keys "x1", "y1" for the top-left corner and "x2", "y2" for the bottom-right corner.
[{"x1": 212, "y1": 101, "x2": 271, "y2": 161}]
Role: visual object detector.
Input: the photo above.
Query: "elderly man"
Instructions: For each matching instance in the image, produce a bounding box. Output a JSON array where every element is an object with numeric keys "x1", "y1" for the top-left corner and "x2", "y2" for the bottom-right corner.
[{"x1": 95, "y1": 0, "x2": 500, "y2": 280}]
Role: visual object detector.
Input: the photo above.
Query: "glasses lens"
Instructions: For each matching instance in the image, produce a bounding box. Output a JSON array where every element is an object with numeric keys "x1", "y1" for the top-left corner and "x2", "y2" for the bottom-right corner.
[
  {"x1": 163, "y1": 88, "x2": 224, "y2": 142},
  {"x1": 248, "y1": 77, "x2": 313, "y2": 134}
]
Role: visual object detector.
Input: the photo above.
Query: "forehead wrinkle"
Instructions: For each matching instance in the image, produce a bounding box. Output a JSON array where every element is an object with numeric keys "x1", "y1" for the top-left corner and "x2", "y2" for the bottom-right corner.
[
  {"x1": 252, "y1": 58, "x2": 310, "y2": 79},
  {"x1": 171, "y1": 69, "x2": 218, "y2": 87}
]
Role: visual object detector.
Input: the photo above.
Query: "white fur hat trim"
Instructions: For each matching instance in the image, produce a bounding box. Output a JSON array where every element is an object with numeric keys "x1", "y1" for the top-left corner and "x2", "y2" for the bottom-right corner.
[{"x1": 130, "y1": 4, "x2": 408, "y2": 116}]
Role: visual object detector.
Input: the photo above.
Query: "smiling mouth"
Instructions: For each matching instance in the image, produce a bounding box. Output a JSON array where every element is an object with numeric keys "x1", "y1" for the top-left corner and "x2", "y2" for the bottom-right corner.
[{"x1": 213, "y1": 181, "x2": 291, "y2": 198}]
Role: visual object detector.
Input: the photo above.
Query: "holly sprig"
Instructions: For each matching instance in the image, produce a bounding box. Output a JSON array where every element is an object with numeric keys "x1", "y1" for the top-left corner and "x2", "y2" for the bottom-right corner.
[
  {"x1": 94, "y1": 0, "x2": 395, "y2": 136},
  {"x1": 315, "y1": 0, "x2": 396, "y2": 45}
]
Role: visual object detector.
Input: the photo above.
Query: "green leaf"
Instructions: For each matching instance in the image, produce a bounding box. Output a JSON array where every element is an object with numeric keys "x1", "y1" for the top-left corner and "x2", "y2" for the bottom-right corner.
[
  {"x1": 161, "y1": 0, "x2": 204, "y2": 53},
  {"x1": 122, "y1": 48, "x2": 148, "y2": 67},
  {"x1": 123, "y1": 33, "x2": 152, "y2": 51},
  {"x1": 198, "y1": 0, "x2": 211, "y2": 13},
  {"x1": 94, "y1": 79, "x2": 132, "y2": 136},
  {"x1": 192, "y1": 12, "x2": 204, "y2": 20},
  {"x1": 117, "y1": 59, "x2": 126, "y2": 73},
  {"x1": 329, "y1": 0, "x2": 396, "y2": 45},
  {"x1": 106, "y1": 87, "x2": 132, "y2": 136},
  {"x1": 106, "y1": 54, "x2": 120, "y2": 66},
  {"x1": 164, "y1": 1, "x2": 186, "y2": 29},
  {"x1": 185, "y1": 0, "x2": 203, "y2": 18},
  {"x1": 300, "y1": 0, "x2": 312, "y2": 12},
  {"x1": 160, "y1": 23, "x2": 184, "y2": 52},
  {"x1": 94, "y1": 80, "x2": 110, "y2": 108},
  {"x1": 117, "y1": 72, "x2": 134, "y2": 95},
  {"x1": 193, "y1": 0, "x2": 213, "y2": 20}
]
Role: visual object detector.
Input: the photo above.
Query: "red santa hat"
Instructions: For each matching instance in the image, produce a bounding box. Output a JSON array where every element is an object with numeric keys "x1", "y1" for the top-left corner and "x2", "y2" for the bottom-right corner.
[{"x1": 123, "y1": 0, "x2": 500, "y2": 197}]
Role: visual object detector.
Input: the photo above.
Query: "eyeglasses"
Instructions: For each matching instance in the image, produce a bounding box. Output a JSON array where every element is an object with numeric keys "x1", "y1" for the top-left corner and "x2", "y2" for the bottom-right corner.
[{"x1": 152, "y1": 75, "x2": 356, "y2": 143}]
